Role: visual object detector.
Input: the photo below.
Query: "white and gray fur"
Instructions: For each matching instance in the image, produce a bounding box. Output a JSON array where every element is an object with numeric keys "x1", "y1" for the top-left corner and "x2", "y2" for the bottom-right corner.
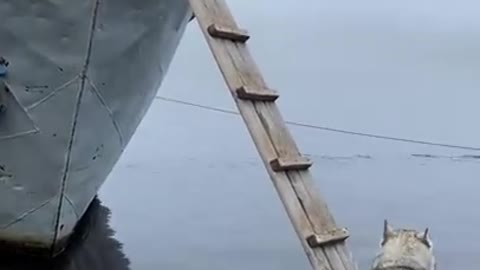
[{"x1": 371, "y1": 220, "x2": 436, "y2": 270}]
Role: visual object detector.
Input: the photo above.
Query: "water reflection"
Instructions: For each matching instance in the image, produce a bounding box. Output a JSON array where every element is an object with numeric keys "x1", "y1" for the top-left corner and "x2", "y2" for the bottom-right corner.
[{"x1": 0, "y1": 198, "x2": 130, "y2": 270}]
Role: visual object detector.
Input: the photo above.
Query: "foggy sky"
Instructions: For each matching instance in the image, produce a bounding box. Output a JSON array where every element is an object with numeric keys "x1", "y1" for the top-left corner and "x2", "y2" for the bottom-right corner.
[{"x1": 160, "y1": 0, "x2": 480, "y2": 149}]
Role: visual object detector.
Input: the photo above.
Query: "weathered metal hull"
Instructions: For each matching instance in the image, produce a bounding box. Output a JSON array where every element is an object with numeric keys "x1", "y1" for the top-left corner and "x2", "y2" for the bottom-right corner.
[{"x1": 0, "y1": 0, "x2": 191, "y2": 255}]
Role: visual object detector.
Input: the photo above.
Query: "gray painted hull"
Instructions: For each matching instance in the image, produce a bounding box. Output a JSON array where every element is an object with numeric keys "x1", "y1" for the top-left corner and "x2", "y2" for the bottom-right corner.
[{"x1": 0, "y1": 0, "x2": 191, "y2": 255}]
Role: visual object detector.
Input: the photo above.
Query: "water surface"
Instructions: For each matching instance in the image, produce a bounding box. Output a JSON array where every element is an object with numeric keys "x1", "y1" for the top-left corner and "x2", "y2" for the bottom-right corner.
[{"x1": 2, "y1": 0, "x2": 479, "y2": 269}]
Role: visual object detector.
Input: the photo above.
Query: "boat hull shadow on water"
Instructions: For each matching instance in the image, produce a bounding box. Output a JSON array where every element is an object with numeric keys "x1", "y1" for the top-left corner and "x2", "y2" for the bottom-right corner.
[
  {"x1": 0, "y1": 198, "x2": 131, "y2": 269},
  {"x1": 0, "y1": 0, "x2": 192, "y2": 256}
]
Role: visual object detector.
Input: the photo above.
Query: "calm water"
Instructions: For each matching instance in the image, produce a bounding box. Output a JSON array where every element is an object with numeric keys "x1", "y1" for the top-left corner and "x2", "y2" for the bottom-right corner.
[{"x1": 2, "y1": 0, "x2": 480, "y2": 269}]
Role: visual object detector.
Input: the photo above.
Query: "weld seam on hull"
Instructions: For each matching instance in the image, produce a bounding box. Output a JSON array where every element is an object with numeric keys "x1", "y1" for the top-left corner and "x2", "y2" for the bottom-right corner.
[
  {"x1": 50, "y1": 82, "x2": 83, "y2": 251},
  {"x1": 0, "y1": 128, "x2": 39, "y2": 142},
  {"x1": 0, "y1": 197, "x2": 54, "y2": 230},
  {"x1": 86, "y1": 76, "x2": 125, "y2": 147},
  {"x1": 26, "y1": 75, "x2": 81, "y2": 111},
  {"x1": 0, "y1": 80, "x2": 41, "y2": 141},
  {"x1": 51, "y1": 0, "x2": 101, "y2": 252},
  {"x1": 63, "y1": 194, "x2": 80, "y2": 220}
]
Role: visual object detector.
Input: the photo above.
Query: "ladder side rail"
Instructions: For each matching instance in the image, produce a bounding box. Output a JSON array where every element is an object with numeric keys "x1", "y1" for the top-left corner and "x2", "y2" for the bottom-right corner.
[{"x1": 188, "y1": 1, "x2": 357, "y2": 270}]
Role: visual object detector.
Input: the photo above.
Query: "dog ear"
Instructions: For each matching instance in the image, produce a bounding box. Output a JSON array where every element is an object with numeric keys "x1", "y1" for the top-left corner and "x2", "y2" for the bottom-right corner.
[
  {"x1": 383, "y1": 219, "x2": 394, "y2": 239},
  {"x1": 381, "y1": 219, "x2": 394, "y2": 245},
  {"x1": 416, "y1": 227, "x2": 432, "y2": 248},
  {"x1": 423, "y1": 228, "x2": 429, "y2": 239}
]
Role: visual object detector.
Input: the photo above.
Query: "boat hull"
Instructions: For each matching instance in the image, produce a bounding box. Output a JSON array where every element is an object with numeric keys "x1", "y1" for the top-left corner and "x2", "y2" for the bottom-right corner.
[{"x1": 0, "y1": 0, "x2": 191, "y2": 255}]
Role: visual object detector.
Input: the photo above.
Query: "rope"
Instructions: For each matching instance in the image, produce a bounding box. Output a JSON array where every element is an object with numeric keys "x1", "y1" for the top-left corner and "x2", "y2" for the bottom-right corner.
[{"x1": 154, "y1": 96, "x2": 480, "y2": 151}]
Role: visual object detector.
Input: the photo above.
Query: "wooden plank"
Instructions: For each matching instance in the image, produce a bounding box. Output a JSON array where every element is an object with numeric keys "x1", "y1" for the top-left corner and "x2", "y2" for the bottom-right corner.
[
  {"x1": 270, "y1": 156, "x2": 313, "y2": 172},
  {"x1": 188, "y1": 1, "x2": 357, "y2": 270},
  {"x1": 235, "y1": 86, "x2": 279, "y2": 102},
  {"x1": 207, "y1": 24, "x2": 250, "y2": 42},
  {"x1": 306, "y1": 228, "x2": 350, "y2": 248}
]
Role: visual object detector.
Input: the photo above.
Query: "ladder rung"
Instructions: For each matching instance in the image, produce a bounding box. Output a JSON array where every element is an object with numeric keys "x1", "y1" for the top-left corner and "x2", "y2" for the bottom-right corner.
[
  {"x1": 306, "y1": 228, "x2": 350, "y2": 248},
  {"x1": 270, "y1": 157, "x2": 313, "y2": 172},
  {"x1": 207, "y1": 24, "x2": 250, "y2": 43},
  {"x1": 235, "y1": 86, "x2": 279, "y2": 102}
]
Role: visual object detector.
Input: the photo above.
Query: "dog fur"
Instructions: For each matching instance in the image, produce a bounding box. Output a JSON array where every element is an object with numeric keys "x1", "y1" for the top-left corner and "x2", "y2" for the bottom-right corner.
[{"x1": 371, "y1": 220, "x2": 436, "y2": 270}]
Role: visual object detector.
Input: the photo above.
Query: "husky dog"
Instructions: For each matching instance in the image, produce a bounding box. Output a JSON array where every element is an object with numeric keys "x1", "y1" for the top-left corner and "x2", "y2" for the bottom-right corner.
[{"x1": 371, "y1": 220, "x2": 436, "y2": 270}]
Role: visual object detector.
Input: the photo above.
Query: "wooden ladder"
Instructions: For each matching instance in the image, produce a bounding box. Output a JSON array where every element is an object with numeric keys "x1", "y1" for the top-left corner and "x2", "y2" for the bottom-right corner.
[{"x1": 188, "y1": 1, "x2": 357, "y2": 269}]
